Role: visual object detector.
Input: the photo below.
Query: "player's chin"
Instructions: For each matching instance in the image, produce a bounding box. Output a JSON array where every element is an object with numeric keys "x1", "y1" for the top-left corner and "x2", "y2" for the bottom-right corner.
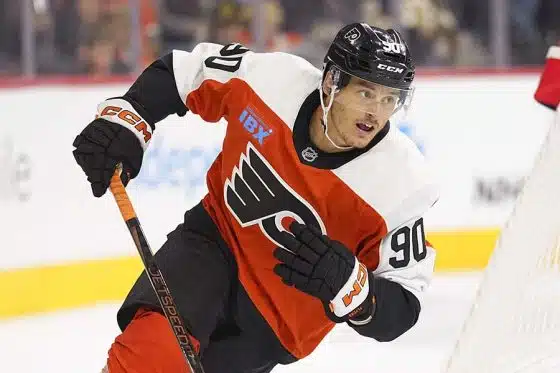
[
  {"x1": 348, "y1": 131, "x2": 377, "y2": 148},
  {"x1": 344, "y1": 137, "x2": 372, "y2": 149}
]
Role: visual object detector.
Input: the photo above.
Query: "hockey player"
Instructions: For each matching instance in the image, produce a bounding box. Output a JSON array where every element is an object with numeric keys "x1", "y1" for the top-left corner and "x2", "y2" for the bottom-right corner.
[{"x1": 72, "y1": 23, "x2": 439, "y2": 373}]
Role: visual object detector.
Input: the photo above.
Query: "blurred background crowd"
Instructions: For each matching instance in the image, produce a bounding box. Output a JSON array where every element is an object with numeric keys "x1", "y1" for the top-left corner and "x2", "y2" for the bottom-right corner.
[{"x1": 1, "y1": 0, "x2": 559, "y2": 78}]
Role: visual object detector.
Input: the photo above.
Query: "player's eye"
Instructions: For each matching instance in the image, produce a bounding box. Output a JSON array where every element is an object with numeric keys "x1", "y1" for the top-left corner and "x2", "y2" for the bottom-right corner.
[
  {"x1": 381, "y1": 96, "x2": 397, "y2": 106},
  {"x1": 359, "y1": 90, "x2": 374, "y2": 99}
]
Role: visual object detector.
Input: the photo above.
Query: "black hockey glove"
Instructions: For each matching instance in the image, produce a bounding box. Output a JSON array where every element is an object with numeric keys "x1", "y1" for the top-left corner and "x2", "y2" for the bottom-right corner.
[
  {"x1": 273, "y1": 222, "x2": 375, "y2": 324},
  {"x1": 72, "y1": 98, "x2": 151, "y2": 197}
]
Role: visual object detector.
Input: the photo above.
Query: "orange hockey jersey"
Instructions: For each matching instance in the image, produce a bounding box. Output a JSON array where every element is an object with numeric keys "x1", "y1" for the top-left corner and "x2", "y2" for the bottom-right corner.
[{"x1": 159, "y1": 43, "x2": 438, "y2": 358}]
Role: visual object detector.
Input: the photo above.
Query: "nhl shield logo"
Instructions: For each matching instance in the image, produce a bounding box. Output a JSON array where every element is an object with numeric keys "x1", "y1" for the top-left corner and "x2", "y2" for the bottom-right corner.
[
  {"x1": 344, "y1": 27, "x2": 361, "y2": 42},
  {"x1": 301, "y1": 146, "x2": 318, "y2": 162}
]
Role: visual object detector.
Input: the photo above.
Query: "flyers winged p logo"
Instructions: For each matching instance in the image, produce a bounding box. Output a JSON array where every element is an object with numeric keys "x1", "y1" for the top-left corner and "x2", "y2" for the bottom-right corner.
[
  {"x1": 344, "y1": 27, "x2": 361, "y2": 42},
  {"x1": 225, "y1": 143, "x2": 326, "y2": 248}
]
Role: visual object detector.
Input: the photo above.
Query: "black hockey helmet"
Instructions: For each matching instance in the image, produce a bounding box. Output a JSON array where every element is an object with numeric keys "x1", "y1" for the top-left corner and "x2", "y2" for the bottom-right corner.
[{"x1": 324, "y1": 23, "x2": 415, "y2": 90}]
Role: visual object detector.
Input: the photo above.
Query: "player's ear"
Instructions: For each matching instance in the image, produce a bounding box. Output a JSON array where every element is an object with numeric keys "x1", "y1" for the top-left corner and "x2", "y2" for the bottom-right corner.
[
  {"x1": 322, "y1": 67, "x2": 342, "y2": 96},
  {"x1": 322, "y1": 70, "x2": 335, "y2": 96}
]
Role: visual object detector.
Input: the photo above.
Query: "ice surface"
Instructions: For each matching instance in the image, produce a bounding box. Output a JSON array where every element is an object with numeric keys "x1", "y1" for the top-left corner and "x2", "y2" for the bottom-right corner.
[{"x1": 0, "y1": 273, "x2": 482, "y2": 373}]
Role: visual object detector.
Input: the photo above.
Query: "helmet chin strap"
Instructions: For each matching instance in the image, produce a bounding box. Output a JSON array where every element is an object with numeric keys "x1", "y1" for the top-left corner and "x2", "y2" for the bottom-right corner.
[{"x1": 318, "y1": 79, "x2": 353, "y2": 151}]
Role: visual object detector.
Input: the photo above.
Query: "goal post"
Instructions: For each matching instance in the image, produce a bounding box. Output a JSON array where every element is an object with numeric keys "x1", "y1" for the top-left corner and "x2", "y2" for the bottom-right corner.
[{"x1": 443, "y1": 47, "x2": 560, "y2": 373}]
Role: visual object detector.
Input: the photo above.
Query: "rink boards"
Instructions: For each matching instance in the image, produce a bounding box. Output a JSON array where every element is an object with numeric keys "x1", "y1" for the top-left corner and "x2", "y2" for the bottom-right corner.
[{"x1": 0, "y1": 72, "x2": 553, "y2": 318}]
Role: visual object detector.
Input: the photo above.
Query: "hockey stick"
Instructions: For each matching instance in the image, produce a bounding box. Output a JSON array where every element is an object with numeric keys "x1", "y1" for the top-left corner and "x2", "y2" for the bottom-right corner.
[{"x1": 109, "y1": 164, "x2": 205, "y2": 373}]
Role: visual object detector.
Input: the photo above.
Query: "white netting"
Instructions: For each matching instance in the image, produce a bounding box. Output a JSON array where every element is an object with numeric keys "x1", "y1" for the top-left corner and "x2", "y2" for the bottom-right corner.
[{"x1": 444, "y1": 108, "x2": 560, "y2": 373}]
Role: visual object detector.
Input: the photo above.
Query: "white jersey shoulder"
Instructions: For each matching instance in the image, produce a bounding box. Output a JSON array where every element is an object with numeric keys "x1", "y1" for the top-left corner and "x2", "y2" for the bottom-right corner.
[
  {"x1": 334, "y1": 125, "x2": 439, "y2": 231},
  {"x1": 171, "y1": 42, "x2": 320, "y2": 127}
]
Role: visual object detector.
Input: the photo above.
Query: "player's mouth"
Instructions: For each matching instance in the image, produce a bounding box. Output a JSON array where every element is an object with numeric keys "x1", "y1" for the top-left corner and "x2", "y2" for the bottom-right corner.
[{"x1": 356, "y1": 121, "x2": 376, "y2": 133}]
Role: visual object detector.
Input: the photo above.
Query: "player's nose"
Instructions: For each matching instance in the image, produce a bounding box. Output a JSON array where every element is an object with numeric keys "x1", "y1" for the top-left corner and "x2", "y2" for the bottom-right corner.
[
  {"x1": 365, "y1": 112, "x2": 377, "y2": 122},
  {"x1": 367, "y1": 102, "x2": 380, "y2": 115}
]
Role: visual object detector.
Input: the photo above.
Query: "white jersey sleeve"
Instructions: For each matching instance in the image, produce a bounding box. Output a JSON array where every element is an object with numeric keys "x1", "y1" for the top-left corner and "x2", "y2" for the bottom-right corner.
[
  {"x1": 171, "y1": 42, "x2": 251, "y2": 101},
  {"x1": 373, "y1": 215, "x2": 436, "y2": 300}
]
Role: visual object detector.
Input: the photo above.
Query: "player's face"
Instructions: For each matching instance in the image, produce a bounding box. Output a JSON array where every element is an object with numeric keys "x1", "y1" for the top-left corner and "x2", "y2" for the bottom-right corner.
[{"x1": 326, "y1": 77, "x2": 404, "y2": 149}]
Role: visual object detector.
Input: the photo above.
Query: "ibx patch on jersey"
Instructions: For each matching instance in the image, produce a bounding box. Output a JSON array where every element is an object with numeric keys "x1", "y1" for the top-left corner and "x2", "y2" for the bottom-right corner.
[{"x1": 239, "y1": 106, "x2": 273, "y2": 145}]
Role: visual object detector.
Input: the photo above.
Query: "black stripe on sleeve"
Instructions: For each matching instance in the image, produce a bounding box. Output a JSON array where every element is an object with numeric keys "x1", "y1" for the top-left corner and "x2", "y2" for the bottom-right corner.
[{"x1": 119, "y1": 52, "x2": 189, "y2": 130}]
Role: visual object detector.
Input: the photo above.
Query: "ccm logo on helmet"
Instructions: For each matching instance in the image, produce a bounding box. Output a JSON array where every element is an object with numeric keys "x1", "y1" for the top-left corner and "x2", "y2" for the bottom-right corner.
[{"x1": 376, "y1": 63, "x2": 404, "y2": 74}]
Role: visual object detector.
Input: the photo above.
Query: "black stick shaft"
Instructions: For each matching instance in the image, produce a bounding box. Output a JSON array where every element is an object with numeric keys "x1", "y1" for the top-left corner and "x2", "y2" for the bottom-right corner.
[
  {"x1": 109, "y1": 167, "x2": 204, "y2": 373},
  {"x1": 125, "y1": 218, "x2": 204, "y2": 373}
]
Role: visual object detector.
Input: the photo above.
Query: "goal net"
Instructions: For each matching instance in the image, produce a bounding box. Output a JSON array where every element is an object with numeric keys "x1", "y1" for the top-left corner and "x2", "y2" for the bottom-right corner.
[{"x1": 443, "y1": 66, "x2": 560, "y2": 372}]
